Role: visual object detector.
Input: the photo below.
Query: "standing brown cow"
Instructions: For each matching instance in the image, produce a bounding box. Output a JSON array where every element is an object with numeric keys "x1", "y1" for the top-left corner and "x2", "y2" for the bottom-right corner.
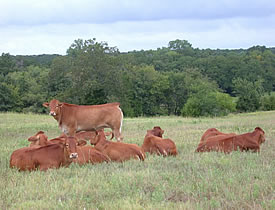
[{"x1": 43, "y1": 99, "x2": 123, "y2": 141}]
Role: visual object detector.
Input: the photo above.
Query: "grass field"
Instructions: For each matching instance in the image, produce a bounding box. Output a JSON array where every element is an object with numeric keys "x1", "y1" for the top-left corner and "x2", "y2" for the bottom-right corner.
[{"x1": 0, "y1": 111, "x2": 274, "y2": 209}]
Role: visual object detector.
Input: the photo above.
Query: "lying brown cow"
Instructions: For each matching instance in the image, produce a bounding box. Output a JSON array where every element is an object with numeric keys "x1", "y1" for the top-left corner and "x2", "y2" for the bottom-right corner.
[
  {"x1": 196, "y1": 127, "x2": 266, "y2": 153},
  {"x1": 10, "y1": 136, "x2": 78, "y2": 171},
  {"x1": 200, "y1": 128, "x2": 236, "y2": 143},
  {"x1": 75, "y1": 140, "x2": 110, "y2": 165},
  {"x1": 43, "y1": 99, "x2": 123, "y2": 141},
  {"x1": 28, "y1": 131, "x2": 110, "y2": 165},
  {"x1": 142, "y1": 126, "x2": 178, "y2": 156},
  {"x1": 90, "y1": 130, "x2": 145, "y2": 162}
]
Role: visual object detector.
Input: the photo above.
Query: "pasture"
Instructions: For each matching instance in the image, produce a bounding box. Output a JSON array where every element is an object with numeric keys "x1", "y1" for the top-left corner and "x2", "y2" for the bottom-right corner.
[{"x1": 0, "y1": 111, "x2": 274, "y2": 209}]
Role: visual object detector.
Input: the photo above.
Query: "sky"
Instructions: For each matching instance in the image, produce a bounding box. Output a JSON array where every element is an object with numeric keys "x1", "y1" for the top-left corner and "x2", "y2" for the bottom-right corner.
[{"x1": 1, "y1": 0, "x2": 275, "y2": 55}]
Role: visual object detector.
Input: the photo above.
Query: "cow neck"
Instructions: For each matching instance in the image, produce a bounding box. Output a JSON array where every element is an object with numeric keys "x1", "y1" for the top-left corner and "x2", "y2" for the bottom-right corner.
[
  {"x1": 145, "y1": 130, "x2": 161, "y2": 139},
  {"x1": 248, "y1": 130, "x2": 261, "y2": 143},
  {"x1": 58, "y1": 105, "x2": 66, "y2": 127},
  {"x1": 39, "y1": 135, "x2": 49, "y2": 146},
  {"x1": 94, "y1": 134, "x2": 109, "y2": 150},
  {"x1": 145, "y1": 131, "x2": 154, "y2": 138},
  {"x1": 251, "y1": 129, "x2": 262, "y2": 137},
  {"x1": 62, "y1": 144, "x2": 72, "y2": 165}
]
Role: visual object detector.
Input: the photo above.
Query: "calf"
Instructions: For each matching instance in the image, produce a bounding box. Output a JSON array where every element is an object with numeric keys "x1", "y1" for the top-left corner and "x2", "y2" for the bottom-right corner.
[
  {"x1": 10, "y1": 136, "x2": 78, "y2": 171},
  {"x1": 196, "y1": 127, "x2": 266, "y2": 153},
  {"x1": 90, "y1": 130, "x2": 145, "y2": 162},
  {"x1": 142, "y1": 126, "x2": 178, "y2": 156}
]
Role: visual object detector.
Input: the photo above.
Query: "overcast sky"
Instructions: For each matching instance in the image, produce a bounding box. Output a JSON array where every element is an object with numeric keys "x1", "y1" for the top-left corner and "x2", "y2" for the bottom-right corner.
[{"x1": 1, "y1": 0, "x2": 275, "y2": 55}]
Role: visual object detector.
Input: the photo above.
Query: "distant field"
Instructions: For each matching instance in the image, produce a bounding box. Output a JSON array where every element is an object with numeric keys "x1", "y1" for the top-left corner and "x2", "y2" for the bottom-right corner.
[{"x1": 0, "y1": 112, "x2": 274, "y2": 209}]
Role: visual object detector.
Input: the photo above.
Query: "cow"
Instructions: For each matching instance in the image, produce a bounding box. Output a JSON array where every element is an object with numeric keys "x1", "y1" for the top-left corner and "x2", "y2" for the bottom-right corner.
[
  {"x1": 200, "y1": 128, "x2": 236, "y2": 143},
  {"x1": 28, "y1": 131, "x2": 110, "y2": 165},
  {"x1": 142, "y1": 126, "x2": 178, "y2": 156},
  {"x1": 10, "y1": 136, "x2": 78, "y2": 171},
  {"x1": 90, "y1": 129, "x2": 145, "y2": 162},
  {"x1": 196, "y1": 127, "x2": 266, "y2": 153},
  {"x1": 74, "y1": 140, "x2": 110, "y2": 165},
  {"x1": 43, "y1": 99, "x2": 123, "y2": 141}
]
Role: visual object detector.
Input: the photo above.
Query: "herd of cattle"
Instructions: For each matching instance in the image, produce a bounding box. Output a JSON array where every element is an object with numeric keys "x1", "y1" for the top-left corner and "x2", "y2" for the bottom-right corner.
[{"x1": 9, "y1": 99, "x2": 266, "y2": 171}]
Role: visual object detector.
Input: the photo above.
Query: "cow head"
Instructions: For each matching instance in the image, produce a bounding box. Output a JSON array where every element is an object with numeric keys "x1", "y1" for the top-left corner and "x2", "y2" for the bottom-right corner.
[
  {"x1": 152, "y1": 126, "x2": 164, "y2": 137},
  {"x1": 28, "y1": 131, "x2": 48, "y2": 146},
  {"x1": 65, "y1": 136, "x2": 78, "y2": 159},
  {"x1": 90, "y1": 130, "x2": 105, "y2": 145},
  {"x1": 255, "y1": 127, "x2": 266, "y2": 144},
  {"x1": 43, "y1": 99, "x2": 63, "y2": 119}
]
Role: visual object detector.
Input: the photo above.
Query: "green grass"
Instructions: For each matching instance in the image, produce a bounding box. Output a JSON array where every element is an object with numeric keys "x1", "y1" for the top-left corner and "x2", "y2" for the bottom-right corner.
[{"x1": 0, "y1": 111, "x2": 274, "y2": 209}]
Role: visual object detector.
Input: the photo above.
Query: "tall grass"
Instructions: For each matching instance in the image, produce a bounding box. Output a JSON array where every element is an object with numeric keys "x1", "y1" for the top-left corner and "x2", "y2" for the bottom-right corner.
[{"x1": 0, "y1": 111, "x2": 274, "y2": 209}]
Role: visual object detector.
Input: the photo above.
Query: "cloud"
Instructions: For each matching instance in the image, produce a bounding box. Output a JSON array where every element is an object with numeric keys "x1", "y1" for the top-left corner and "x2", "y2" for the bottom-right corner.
[
  {"x1": 1, "y1": 0, "x2": 275, "y2": 26},
  {"x1": 1, "y1": 14, "x2": 275, "y2": 55},
  {"x1": 0, "y1": 0, "x2": 274, "y2": 55}
]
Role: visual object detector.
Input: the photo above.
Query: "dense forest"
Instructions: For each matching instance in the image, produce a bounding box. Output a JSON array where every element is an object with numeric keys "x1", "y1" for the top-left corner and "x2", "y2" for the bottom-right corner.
[{"x1": 1, "y1": 38, "x2": 275, "y2": 117}]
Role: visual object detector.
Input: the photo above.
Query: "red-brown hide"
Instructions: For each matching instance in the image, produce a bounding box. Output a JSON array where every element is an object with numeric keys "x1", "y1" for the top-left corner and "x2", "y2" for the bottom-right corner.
[
  {"x1": 200, "y1": 128, "x2": 236, "y2": 143},
  {"x1": 196, "y1": 127, "x2": 266, "y2": 153},
  {"x1": 142, "y1": 126, "x2": 177, "y2": 156},
  {"x1": 43, "y1": 99, "x2": 123, "y2": 141},
  {"x1": 28, "y1": 132, "x2": 109, "y2": 165},
  {"x1": 90, "y1": 130, "x2": 145, "y2": 162},
  {"x1": 10, "y1": 135, "x2": 78, "y2": 171}
]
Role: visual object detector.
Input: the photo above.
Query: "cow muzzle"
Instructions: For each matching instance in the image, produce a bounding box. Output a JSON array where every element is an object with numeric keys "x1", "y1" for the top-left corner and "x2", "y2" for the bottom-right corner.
[
  {"x1": 49, "y1": 111, "x2": 56, "y2": 116},
  {"x1": 69, "y1": 153, "x2": 78, "y2": 159}
]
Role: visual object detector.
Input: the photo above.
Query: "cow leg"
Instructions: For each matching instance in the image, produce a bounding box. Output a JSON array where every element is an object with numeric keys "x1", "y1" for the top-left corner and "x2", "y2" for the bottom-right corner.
[
  {"x1": 155, "y1": 145, "x2": 167, "y2": 156},
  {"x1": 113, "y1": 128, "x2": 123, "y2": 141}
]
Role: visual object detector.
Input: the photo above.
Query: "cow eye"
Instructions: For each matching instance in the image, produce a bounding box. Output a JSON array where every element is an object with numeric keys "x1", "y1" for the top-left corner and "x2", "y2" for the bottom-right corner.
[{"x1": 65, "y1": 143, "x2": 69, "y2": 147}]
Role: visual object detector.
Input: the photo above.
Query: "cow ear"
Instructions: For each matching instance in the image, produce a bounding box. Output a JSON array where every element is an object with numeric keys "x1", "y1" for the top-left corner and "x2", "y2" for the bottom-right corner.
[
  {"x1": 43, "y1": 102, "x2": 49, "y2": 107},
  {"x1": 77, "y1": 140, "x2": 87, "y2": 146},
  {"x1": 58, "y1": 103, "x2": 63, "y2": 108}
]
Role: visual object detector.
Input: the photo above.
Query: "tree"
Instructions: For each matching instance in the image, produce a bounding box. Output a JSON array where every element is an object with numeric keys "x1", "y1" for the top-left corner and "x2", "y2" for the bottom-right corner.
[
  {"x1": 260, "y1": 92, "x2": 275, "y2": 111},
  {"x1": 164, "y1": 72, "x2": 187, "y2": 115},
  {"x1": 181, "y1": 91, "x2": 236, "y2": 117},
  {"x1": 233, "y1": 78, "x2": 264, "y2": 112},
  {"x1": 0, "y1": 53, "x2": 16, "y2": 76}
]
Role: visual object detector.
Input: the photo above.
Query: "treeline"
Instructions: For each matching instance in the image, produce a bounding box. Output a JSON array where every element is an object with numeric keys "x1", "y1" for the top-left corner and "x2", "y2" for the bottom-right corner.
[{"x1": 1, "y1": 38, "x2": 275, "y2": 117}]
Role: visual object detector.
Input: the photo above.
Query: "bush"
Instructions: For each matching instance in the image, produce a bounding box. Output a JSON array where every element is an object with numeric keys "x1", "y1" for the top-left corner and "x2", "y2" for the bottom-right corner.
[
  {"x1": 260, "y1": 92, "x2": 275, "y2": 111},
  {"x1": 181, "y1": 91, "x2": 236, "y2": 117},
  {"x1": 233, "y1": 78, "x2": 264, "y2": 112}
]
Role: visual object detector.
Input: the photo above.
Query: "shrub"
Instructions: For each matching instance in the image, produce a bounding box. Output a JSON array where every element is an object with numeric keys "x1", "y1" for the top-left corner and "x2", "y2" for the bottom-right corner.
[
  {"x1": 181, "y1": 91, "x2": 236, "y2": 117},
  {"x1": 233, "y1": 78, "x2": 264, "y2": 112},
  {"x1": 260, "y1": 92, "x2": 275, "y2": 111}
]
